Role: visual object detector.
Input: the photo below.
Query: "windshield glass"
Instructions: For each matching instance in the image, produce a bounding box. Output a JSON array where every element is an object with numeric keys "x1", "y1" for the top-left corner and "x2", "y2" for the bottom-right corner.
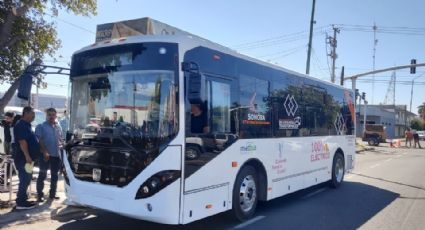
[{"x1": 70, "y1": 70, "x2": 178, "y2": 149}]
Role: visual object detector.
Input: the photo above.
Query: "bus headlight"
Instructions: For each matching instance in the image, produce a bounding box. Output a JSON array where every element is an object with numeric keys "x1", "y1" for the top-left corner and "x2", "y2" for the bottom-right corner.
[{"x1": 135, "y1": 170, "x2": 180, "y2": 199}]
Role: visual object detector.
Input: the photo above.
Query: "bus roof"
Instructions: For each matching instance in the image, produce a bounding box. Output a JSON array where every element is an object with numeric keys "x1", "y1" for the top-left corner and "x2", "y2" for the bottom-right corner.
[{"x1": 74, "y1": 34, "x2": 350, "y2": 92}]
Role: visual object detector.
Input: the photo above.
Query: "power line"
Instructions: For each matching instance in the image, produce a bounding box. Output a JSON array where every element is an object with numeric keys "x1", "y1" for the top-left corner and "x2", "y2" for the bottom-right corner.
[
  {"x1": 311, "y1": 48, "x2": 330, "y2": 78},
  {"x1": 232, "y1": 26, "x2": 329, "y2": 51},
  {"x1": 44, "y1": 12, "x2": 95, "y2": 35},
  {"x1": 256, "y1": 45, "x2": 306, "y2": 59},
  {"x1": 266, "y1": 46, "x2": 305, "y2": 61},
  {"x1": 335, "y1": 24, "x2": 425, "y2": 36}
]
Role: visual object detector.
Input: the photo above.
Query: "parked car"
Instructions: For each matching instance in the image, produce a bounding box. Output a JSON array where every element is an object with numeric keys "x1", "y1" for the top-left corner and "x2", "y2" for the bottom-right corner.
[
  {"x1": 417, "y1": 131, "x2": 425, "y2": 141},
  {"x1": 362, "y1": 124, "x2": 387, "y2": 146}
]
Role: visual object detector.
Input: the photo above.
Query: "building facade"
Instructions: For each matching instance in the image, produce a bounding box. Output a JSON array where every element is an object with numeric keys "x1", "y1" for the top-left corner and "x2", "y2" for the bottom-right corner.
[
  {"x1": 356, "y1": 104, "x2": 417, "y2": 139},
  {"x1": 0, "y1": 93, "x2": 67, "y2": 111}
]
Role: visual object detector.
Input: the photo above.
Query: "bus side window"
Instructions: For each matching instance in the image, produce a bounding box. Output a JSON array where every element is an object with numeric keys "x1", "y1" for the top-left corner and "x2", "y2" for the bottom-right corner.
[{"x1": 209, "y1": 80, "x2": 231, "y2": 133}]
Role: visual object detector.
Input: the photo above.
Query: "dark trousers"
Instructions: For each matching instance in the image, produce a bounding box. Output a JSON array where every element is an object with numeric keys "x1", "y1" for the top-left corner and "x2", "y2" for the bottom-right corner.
[
  {"x1": 414, "y1": 139, "x2": 422, "y2": 148},
  {"x1": 36, "y1": 156, "x2": 61, "y2": 198},
  {"x1": 15, "y1": 161, "x2": 32, "y2": 206},
  {"x1": 3, "y1": 141, "x2": 11, "y2": 155}
]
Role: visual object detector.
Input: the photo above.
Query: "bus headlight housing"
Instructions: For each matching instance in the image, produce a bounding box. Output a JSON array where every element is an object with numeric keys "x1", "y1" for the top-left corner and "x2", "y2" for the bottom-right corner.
[{"x1": 135, "y1": 170, "x2": 180, "y2": 199}]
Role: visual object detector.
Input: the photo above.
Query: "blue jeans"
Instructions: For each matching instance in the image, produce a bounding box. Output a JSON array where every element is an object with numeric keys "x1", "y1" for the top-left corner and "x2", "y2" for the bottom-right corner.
[
  {"x1": 15, "y1": 161, "x2": 32, "y2": 206},
  {"x1": 36, "y1": 156, "x2": 61, "y2": 198}
]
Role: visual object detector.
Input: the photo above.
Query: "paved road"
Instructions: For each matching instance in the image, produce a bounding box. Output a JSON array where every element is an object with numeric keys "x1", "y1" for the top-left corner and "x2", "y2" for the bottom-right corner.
[{"x1": 2, "y1": 145, "x2": 425, "y2": 230}]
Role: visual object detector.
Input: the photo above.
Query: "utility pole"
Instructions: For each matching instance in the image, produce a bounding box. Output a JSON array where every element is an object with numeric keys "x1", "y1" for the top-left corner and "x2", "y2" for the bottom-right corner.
[
  {"x1": 305, "y1": 0, "x2": 316, "y2": 75},
  {"x1": 410, "y1": 73, "x2": 425, "y2": 112},
  {"x1": 372, "y1": 23, "x2": 378, "y2": 104},
  {"x1": 328, "y1": 26, "x2": 340, "y2": 83}
]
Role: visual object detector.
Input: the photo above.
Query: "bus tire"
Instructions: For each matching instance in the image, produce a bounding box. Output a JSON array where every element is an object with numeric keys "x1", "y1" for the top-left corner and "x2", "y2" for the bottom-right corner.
[
  {"x1": 329, "y1": 153, "x2": 344, "y2": 188},
  {"x1": 232, "y1": 165, "x2": 258, "y2": 221}
]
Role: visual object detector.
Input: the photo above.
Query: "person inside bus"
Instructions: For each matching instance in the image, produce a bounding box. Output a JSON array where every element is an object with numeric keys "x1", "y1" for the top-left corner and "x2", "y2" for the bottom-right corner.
[{"x1": 191, "y1": 103, "x2": 209, "y2": 134}]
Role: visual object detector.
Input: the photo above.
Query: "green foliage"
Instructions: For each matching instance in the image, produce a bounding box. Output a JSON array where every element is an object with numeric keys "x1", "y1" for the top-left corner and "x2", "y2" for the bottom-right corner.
[
  {"x1": 418, "y1": 102, "x2": 425, "y2": 119},
  {"x1": 0, "y1": 0, "x2": 97, "y2": 83},
  {"x1": 410, "y1": 118, "x2": 424, "y2": 130}
]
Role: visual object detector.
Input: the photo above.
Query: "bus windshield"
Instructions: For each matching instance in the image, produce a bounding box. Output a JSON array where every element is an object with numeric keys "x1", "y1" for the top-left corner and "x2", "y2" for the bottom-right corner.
[{"x1": 70, "y1": 70, "x2": 178, "y2": 149}]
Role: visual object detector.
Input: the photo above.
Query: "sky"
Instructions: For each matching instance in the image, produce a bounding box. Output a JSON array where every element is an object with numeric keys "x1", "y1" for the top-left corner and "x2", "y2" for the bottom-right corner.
[{"x1": 2, "y1": 0, "x2": 425, "y2": 113}]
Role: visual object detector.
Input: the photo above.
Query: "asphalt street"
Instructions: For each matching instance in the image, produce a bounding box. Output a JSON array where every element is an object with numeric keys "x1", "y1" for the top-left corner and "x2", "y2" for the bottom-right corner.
[{"x1": 1, "y1": 143, "x2": 425, "y2": 230}]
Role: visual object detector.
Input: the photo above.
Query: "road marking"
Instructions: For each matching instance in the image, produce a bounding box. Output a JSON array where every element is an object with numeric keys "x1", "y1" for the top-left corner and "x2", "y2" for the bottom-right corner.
[
  {"x1": 370, "y1": 163, "x2": 380, "y2": 169},
  {"x1": 233, "y1": 215, "x2": 266, "y2": 229},
  {"x1": 302, "y1": 188, "x2": 327, "y2": 200}
]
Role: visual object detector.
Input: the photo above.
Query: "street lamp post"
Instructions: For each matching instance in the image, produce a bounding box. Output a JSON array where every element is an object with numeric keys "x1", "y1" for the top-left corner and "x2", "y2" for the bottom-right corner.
[{"x1": 363, "y1": 100, "x2": 368, "y2": 135}]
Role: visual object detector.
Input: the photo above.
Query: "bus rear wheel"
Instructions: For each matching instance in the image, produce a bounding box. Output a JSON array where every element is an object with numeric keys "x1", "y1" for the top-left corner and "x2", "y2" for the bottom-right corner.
[
  {"x1": 232, "y1": 165, "x2": 258, "y2": 221},
  {"x1": 329, "y1": 153, "x2": 345, "y2": 188}
]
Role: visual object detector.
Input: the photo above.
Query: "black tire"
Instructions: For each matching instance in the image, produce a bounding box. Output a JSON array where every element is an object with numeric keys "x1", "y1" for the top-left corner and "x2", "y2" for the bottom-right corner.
[
  {"x1": 368, "y1": 138, "x2": 377, "y2": 146},
  {"x1": 232, "y1": 165, "x2": 258, "y2": 221},
  {"x1": 185, "y1": 145, "x2": 201, "y2": 160},
  {"x1": 329, "y1": 153, "x2": 345, "y2": 188}
]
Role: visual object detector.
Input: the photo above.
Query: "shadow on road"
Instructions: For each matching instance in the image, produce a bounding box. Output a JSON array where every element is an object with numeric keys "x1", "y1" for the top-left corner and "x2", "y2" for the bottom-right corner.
[
  {"x1": 55, "y1": 182, "x2": 399, "y2": 230},
  {"x1": 249, "y1": 182, "x2": 399, "y2": 230},
  {"x1": 351, "y1": 172, "x2": 425, "y2": 191}
]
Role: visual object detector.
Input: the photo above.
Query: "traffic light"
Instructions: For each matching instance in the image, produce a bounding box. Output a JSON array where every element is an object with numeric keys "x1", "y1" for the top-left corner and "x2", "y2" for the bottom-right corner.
[
  {"x1": 340, "y1": 66, "x2": 345, "y2": 86},
  {"x1": 410, "y1": 59, "x2": 416, "y2": 74},
  {"x1": 355, "y1": 89, "x2": 360, "y2": 99},
  {"x1": 361, "y1": 92, "x2": 366, "y2": 100}
]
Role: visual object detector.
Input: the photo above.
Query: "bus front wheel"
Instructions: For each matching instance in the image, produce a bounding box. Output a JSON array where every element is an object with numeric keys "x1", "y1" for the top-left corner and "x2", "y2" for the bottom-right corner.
[
  {"x1": 232, "y1": 165, "x2": 258, "y2": 221},
  {"x1": 329, "y1": 153, "x2": 345, "y2": 188}
]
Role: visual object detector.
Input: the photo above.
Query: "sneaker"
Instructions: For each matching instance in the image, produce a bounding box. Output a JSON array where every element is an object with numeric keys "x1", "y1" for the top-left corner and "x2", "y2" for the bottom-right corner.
[
  {"x1": 16, "y1": 202, "x2": 36, "y2": 210},
  {"x1": 37, "y1": 196, "x2": 45, "y2": 202},
  {"x1": 49, "y1": 196, "x2": 60, "y2": 200}
]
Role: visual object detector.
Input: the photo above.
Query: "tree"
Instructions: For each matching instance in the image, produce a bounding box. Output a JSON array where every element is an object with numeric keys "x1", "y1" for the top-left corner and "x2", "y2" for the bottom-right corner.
[
  {"x1": 0, "y1": 0, "x2": 96, "y2": 113},
  {"x1": 418, "y1": 102, "x2": 425, "y2": 121},
  {"x1": 410, "y1": 118, "x2": 424, "y2": 131}
]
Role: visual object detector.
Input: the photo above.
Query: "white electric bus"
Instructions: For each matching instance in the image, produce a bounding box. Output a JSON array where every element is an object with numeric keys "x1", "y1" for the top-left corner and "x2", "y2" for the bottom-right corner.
[{"x1": 63, "y1": 33, "x2": 356, "y2": 224}]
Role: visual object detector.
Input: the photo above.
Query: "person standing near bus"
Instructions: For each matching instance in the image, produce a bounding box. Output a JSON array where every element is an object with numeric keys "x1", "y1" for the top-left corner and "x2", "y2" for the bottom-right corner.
[
  {"x1": 13, "y1": 106, "x2": 40, "y2": 210},
  {"x1": 2, "y1": 112, "x2": 14, "y2": 155},
  {"x1": 59, "y1": 110, "x2": 69, "y2": 139},
  {"x1": 35, "y1": 108, "x2": 63, "y2": 202},
  {"x1": 405, "y1": 128, "x2": 413, "y2": 148},
  {"x1": 412, "y1": 130, "x2": 422, "y2": 149},
  {"x1": 10, "y1": 114, "x2": 22, "y2": 157}
]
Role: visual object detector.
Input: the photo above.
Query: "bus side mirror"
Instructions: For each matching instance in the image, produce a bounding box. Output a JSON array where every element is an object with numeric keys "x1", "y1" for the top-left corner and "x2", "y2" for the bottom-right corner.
[
  {"x1": 187, "y1": 72, "x2": 205, "y2": 104},
  {"x1": 17, "y1": 73, "x2": 34, "y2": 100}
]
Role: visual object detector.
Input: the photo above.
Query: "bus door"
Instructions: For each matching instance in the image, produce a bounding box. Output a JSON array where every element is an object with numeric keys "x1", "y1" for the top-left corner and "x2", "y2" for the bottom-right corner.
[{"x1": 183, "y1": 71, "x2": 236, "y2": 223}]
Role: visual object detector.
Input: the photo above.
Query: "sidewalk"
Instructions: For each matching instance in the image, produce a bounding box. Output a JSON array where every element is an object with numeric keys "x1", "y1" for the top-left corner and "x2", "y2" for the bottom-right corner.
[
  {"x1": 355, "y1": 138, "x2": 374, "y2": 153},
  {"x1": 0, "y1": 167, "x2": 85, "y2": 228}
]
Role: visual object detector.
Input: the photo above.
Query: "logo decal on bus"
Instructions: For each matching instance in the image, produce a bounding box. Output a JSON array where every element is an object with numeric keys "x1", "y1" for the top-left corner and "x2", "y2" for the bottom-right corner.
[
  {"x1": 240, "y1": 142, "x2": 256, "y2": 154},
  {"x1": 311, "y1": 141, "x2": 330, "y2": 162},
  {"x1": 284, "y1": 94, "x2": 298, "y2": 117},
  {"x1": 274, "y1": 143, "x2": 286, "y2": 174},
  {"x1": 334, "y1": 112, "x2": 346, "y2": 135},
  {"x1": 279, "y1": 116, "x2": 301, "y2": 129}
]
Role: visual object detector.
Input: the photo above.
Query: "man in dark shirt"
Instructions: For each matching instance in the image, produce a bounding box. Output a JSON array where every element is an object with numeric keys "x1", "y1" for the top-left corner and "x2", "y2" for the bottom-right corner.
[
  {"x1": 2, "y1": 112, "x2": 14, "y2": 155},
  {"x1": 191, "y1": 104, "x2": 209, "y2": 134},
  {"x1": 13, "y1": 106, "x2": 40, "y2": 210}
]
